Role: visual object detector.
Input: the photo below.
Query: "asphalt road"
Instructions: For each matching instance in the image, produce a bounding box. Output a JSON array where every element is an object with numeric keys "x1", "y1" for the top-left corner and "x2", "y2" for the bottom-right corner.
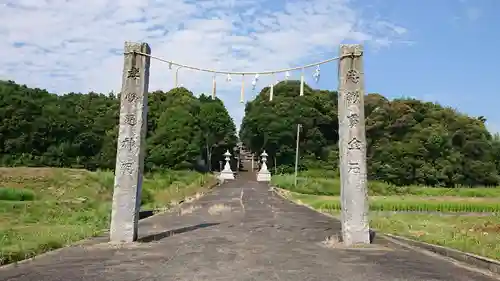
[{"x1": 1, "y1": 178, "x2": 498, "y2": 281}]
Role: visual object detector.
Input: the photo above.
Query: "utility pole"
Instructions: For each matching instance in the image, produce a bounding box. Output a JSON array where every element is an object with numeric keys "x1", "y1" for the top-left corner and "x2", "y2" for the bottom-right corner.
[
  {"x1": 294, "y1": 124, "x2": 301, "y2": 186},
  {"x1": 251, "y1": 153, "x2": 254, "y2": 171},
  {"x1": 274, "y1": 157, "x2": 277, "y2": 174},
  {"x1": 205, "y1": 135, "x2": 211, "y2": 172},
  {"x1": 236, "y1": 145, "x2": 241, "y2": 172}
]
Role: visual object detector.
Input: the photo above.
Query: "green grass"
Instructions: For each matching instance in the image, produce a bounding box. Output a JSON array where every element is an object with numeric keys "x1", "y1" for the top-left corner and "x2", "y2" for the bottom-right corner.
[
  {"x1": 272, "y1": 174, "x2": 500, "y2": 197},
  {"x1": 0, "y1": 167, "x2": 215, "y2": 265},
  {"x1": 369, "y1": 213, "x2": 500, "y2": 261},
  {"x1": 291, "y1": 193, "x2": 500, "y2": 213},
  {"x1": 283, "y1": 190, "x2": 500, "y2": 261},
  {"x1": 0, "y1": 187, "x2": 35, "y2": 201}
]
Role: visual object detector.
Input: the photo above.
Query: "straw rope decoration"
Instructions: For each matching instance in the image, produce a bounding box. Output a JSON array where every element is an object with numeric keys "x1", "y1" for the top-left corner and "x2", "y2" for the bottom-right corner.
[
  {"x1": 300, "y1": 68, "x2": 305, "y2": 96},
  {"x1": 240, "y1": 74, "x2": 245, "y2": 103},
  {"x1": 269, "y1": 72, "x2": 275, "y2": 101},
  {"x1": 126, "y1": 50, "x2": 362, "y2": 102}
]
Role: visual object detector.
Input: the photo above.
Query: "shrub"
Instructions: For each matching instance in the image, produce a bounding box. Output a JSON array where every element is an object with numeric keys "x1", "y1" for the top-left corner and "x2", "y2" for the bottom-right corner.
[{"x1": 0, "y1": 187, "x2": 35, "y2": 201}]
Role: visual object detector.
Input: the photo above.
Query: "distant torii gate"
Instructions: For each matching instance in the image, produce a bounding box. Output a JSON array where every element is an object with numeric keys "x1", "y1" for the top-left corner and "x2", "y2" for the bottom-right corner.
[{"x1": 108, "y1": 42, "x2": 370, "y2": 246}]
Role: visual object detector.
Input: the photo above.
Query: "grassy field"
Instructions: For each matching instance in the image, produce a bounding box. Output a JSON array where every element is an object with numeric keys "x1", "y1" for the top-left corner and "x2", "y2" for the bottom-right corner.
[
  {"x1": 0, "y1": 167, "x2": 215, "y2": 265},
  {"x1": 290, "y1": 193, "x2": 500, "y2": 213},
  {"x1": 273, "y1": 174, "x2": 500, "y2": 261},
  {"x1": 272, "y1": 174, "x2": 500, "y2": 197}
]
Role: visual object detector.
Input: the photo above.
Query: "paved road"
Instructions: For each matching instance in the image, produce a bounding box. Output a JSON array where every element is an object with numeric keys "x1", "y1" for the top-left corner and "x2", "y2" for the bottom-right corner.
[{"x1": 1, "y1": 178, "x2": 498, "y2": 281}]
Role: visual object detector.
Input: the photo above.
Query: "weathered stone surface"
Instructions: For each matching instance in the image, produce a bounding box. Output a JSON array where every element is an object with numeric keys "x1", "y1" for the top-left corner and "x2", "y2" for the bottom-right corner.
[
  {"x1": 110, "y1": 42, "x2": 151, "y2": 243},
  {"x1": 338, "y1": 44, "x2": 370, "y2": 245},
  {"x1": 256, "y1": 169, "x2": 271, "y2": 182}
]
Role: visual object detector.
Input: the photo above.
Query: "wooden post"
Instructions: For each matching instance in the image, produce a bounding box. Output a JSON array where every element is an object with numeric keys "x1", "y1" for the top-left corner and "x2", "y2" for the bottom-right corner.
[
  {"x1": 337, "y1": 44, "x2": 370, "y2": 246},
  {"x1": 110, "y1": 42, "x2": 151, "y2": 243}
]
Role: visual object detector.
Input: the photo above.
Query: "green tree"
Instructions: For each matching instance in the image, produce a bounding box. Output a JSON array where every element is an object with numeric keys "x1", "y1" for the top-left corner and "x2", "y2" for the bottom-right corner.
[
  {"x1": 0, "y1": 81, "x2": 238, "y2": 172},
  {"x1": 240, "y1": 81, "x2": 338, "y2": 173},
  {"x1": 240, "y1": 80, "x2": 500, "y2": 187},
  {"x1": 198, "y1": 94, "x2": 238, "y2": 171},
  {"x1": 146, "y1": 88, "x2": 202, "y2": 170}
]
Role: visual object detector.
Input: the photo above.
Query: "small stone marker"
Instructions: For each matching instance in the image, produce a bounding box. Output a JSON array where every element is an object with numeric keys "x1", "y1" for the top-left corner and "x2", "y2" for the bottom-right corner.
[
  {"x1": 337, "y1": 44, "x2": 370, "y2": 246},
  {"x1": 110, "y1": 42, "x2": 151, "y2": 243},
  {"x1": 257, "y1": 150, "x2": 271, "y2": 182},
  {"x1": 219, "y1": 150, "x2": 235, "y2": 180}
]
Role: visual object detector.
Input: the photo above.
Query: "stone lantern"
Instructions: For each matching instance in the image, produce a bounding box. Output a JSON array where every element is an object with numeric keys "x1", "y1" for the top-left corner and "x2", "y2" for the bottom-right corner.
[
  {"x1": 219, "y1": 150, "x2": 235, "y2": 180},
  {"x1": 257, "y1": 150, "x2": 271, "y2": 182}
]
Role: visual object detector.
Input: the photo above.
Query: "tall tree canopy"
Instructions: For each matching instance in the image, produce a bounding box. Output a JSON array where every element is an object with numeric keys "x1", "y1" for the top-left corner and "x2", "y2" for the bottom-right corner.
[
  {"x1": 240, "y1": 80, "x2": 500, "y2": 187},
  {"x1": 198, "y1": 94, "x2": 238, "y2": 171},
  {"x1": 0, "y1": 80, "x2": 237, "y2": 172}
]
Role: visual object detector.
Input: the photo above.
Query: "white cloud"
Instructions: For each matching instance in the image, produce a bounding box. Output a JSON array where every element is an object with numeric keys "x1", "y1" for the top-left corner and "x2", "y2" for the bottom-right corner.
[
  {"x1": 0, "y1": 0, "x2": 407, "y2": 128},
  {"x1": 453, "y1": 1, "x2": 482, "y2": 24},
  {"x1": 465, "y1": 7, "x2": 481, "y2": 21}
]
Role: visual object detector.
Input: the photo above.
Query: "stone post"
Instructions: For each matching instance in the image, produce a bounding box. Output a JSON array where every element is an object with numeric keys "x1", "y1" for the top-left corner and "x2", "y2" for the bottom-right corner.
[
  {"x1": 110, "y1": 42, "x2": 151, "y2": 243},
  {"x1": 251, "y1": 154, "x2": 254, "y2": 171},
  {"x1": 337, "y1": 44, "x2": 370, "y2": 246},
  {"x1": 219, "y1": 150, "x2": 235, "y2": 180},
  {"x1": 257, "y1": 150, "x2": 271, "y2": 182}
]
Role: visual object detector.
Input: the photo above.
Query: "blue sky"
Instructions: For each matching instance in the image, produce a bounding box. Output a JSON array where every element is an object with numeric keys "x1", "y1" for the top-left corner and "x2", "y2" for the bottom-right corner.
[
  {"x1": 373, "y1": 0, "x2": 500, "y2": 132},
  {"x1": 314, "y1": 0, "x2": 500, "y2": 132},
  {"x1": 0, "y1": 0, "x2": 499, "y2": 132}
]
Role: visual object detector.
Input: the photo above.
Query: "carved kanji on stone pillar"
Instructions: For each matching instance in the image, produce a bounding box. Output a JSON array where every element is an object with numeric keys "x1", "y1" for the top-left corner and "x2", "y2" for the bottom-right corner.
[
  {"x1": 337, "y1": 44, "x2": 370, "y2": 246},
  {"x1": 110, "y1": 42, "x2": 150, "y2": 243}
]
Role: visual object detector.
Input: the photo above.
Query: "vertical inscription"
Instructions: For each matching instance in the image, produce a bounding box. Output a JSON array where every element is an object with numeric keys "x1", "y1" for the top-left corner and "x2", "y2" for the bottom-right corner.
[
  {"x1": 346, "y1": 69, "x2": 360, "y2": 84},
  {"x1": 345, "y1": 90, "x2": 360, "y2": 105},
  {"x1": 124, "y1": 92, "x2": 138, "y2": 103},
  {"x1": 338, "y1": 44, "x2": 369, "y2": 246},
  {"x1": 127, "y1": 67, "x2": 140, "y2": 79},
  {"x1": 110, "y1": 42, "x2": 151, "y2": 243},
  {"x1": 347, "y1": 137, "x2": 362, "y2": 150},
  {"x1": 348, "y1": 162, "x2": 360, "y2": 174},
  {"x1": 347, "y1": 113, "x2": 359, "y2": 128},
  {"x1": 123, "y1": 114, "x2": 137, "y2": 126},
  {"x1": 121, "y1": 137, "x2": 137, "y2": 152},
  {"x1": 120, "y1": 161, "x2": 135, "y2": 175}
]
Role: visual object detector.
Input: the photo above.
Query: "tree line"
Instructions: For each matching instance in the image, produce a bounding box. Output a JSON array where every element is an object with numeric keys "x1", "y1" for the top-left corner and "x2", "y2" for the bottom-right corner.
[
  {"x1": 0, "y1": 80, "x2": 238, "y2": 172},
  {"x1": 240, "y1": 80, "x2": 500, "y2": 187},
  {"x1": 3, "y1": 79, "x2": 499, "y2": 187}
]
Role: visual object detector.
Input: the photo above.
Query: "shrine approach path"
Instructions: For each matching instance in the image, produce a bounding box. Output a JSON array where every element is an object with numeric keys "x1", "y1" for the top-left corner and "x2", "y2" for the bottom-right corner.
[{"x1": 1, "y1": 176, "x2": 498, "y2": 281}]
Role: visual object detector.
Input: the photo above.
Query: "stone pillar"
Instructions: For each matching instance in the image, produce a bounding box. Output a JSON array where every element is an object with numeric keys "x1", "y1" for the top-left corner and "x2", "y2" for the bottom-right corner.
[
  {"x1": 110, "y1": 42, "x2": 151, "y2": 243},
  {"x1": 257, "y1": 150, "x2": 271, "y2": 182},
  {"x1": 219, "y1": 150, "x2": 235, "y2": 180},
  {"x1": 337, "y1": 44, "x2": 370, "y2": 246}
]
